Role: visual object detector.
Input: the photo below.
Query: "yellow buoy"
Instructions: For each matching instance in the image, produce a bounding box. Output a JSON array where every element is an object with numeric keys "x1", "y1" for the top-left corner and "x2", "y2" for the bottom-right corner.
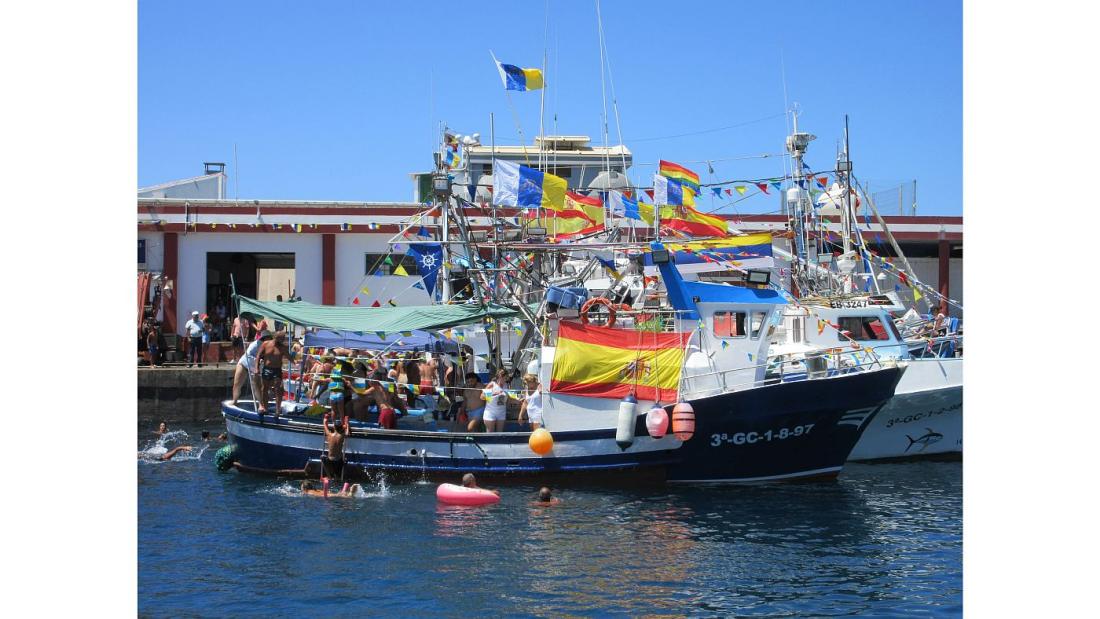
[{"x1": 529, "y1": 428, "x2": 554, "y2": 455}]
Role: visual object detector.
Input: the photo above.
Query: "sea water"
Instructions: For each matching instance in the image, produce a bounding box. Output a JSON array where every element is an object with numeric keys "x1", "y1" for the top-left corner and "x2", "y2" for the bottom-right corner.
[{"x1": 138, "y1": 423, "x2": 961, "y2": 617}]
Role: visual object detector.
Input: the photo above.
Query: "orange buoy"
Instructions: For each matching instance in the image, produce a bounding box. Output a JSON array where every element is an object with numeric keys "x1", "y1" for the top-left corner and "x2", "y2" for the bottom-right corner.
[
  {"x1": 529, "y1": 427, "x2": 554, "y2": 455},
  {"x1": 671, "y1": 402, "x2": 695, "y2": 441}
]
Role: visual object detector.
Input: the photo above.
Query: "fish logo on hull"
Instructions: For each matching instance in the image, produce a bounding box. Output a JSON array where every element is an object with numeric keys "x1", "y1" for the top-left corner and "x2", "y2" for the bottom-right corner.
[{"x1": 905, "y1": 427, "x2": 944, "y2": 452}]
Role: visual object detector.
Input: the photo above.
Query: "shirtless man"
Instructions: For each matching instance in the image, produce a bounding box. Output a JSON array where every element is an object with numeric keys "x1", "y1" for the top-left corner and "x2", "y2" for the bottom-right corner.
[
  {"x1": 322, "y1": 413, "x2": 350, "y2": 482},
  {"x1": 256, "y1": 330, "x2": 289, "y2": 415},
  {"x1": 532, "y1": 486, "x2": 561, "y2": 506},
  {"x1": 459, "y1": 373, "x2": 486, "y2": 432},
  {"x1": 461, "y1": 473, "x2": 499, "y2": 495},
  {"x1": 363, "y1": 377, "x2": 407, "y2": 429}
]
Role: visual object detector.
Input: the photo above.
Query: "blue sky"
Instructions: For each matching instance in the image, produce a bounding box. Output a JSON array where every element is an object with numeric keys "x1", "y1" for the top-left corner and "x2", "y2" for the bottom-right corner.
[{"x1": 138, "y1": 1, "x2": 961, "y2": 215}]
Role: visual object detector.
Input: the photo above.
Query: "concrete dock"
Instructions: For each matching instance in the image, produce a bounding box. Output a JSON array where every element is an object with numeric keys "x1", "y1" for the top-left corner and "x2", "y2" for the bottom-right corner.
[{"x1": 138, "y1": 365, "x2": 234, "y2": 425}]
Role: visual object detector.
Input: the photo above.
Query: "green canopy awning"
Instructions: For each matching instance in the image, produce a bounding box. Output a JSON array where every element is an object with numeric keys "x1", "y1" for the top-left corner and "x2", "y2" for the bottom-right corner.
[{"x1": 236, "y1": 296, "x2": 529, "y2": 333}]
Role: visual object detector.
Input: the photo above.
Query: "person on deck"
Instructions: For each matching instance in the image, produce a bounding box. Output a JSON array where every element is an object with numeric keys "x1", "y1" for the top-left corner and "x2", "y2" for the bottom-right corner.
[
  {"x1": 256, "y1": 330, "x2": 289, "y2": 415},
  {"x1": 518, "y1": 373, "x2": 543, "y2": 431},
  {"x1": 326, "y1": 359, "x2": 350, "y2": 419},
  {"x1": 184, "y1": 310, "x2": 204, "y2": 367},
  {"x1": 482, "y1": 369, "x2": 510, "y2": 433},
  {"x1": 322, "y1": 412, "x2": 349, "y2": 482},
  {"x1": 231, "y1": 331, "x2": 270, "y2": 405},
  {"x1": 364, "y1": 377, "x2": 407, "y2": 429},
  {"x1": 403, "y1": 356, "x2": 421, "y2": 409},
  {"x1": 459, "y1": 372, "x2": 486, "y2": 432}
]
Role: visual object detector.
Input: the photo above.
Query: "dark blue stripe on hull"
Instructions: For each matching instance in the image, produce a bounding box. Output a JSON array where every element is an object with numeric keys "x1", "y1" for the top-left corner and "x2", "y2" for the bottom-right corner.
[
  {"x1": 669, "y1": 367, "x2": 903, "y2": 482},
  {"x1": 226, "y1": 433, "x2": 677, "y2": 480}
]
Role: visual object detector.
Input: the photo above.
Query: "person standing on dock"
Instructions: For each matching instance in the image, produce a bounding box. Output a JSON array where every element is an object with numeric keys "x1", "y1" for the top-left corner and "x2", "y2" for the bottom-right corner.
[
  {"x1": 184, "y1": 310, "x2": 204, "y2": 367},
  {"x1": 256, "y1": 330, "x2": 288, "y2": 415},
  {"x1": 145, "y1": 322, "x2": 160, "y2": 367}
]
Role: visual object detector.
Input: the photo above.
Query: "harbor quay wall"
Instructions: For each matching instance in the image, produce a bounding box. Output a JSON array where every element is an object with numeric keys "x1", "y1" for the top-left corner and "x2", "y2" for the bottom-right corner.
[{"x1": 138, "y1": 367, "x2": 234, "y2": 425}]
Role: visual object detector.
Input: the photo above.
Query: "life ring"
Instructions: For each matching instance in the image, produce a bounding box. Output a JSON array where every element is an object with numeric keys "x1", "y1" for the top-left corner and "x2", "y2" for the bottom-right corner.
[{"x1": 580, "y1": 297, "x2": 617, "y2": 327}]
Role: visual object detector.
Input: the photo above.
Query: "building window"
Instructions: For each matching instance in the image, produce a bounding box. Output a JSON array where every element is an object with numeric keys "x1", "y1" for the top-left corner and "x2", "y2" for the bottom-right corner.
[
  {"x1": 714, "y1": 311, "x2": 746, "y2": 338},
  {"x1": 837, "y1": 316, "x2": 891, "y2": 341},
  {"x1": 138, "y1": 239, "x2": 146, "y2": 264},
  {"x1": 365, "y1": 253, "x2": 420, "y2": 276}
]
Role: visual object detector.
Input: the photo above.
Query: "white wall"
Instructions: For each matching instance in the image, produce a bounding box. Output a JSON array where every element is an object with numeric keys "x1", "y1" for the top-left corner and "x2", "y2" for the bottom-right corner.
[
  {"x1": 138, "y1": 231, "x2": 164, "y2": 272},
  {"x1": 907, "y1": 257, "x2": 963, "y2": 316},
  {"x1": 175, "y1": 233, "x2": 323, "y2": 332},
  {"x1": 335, "y1": 234, "x2": 434, "y2": 307}
]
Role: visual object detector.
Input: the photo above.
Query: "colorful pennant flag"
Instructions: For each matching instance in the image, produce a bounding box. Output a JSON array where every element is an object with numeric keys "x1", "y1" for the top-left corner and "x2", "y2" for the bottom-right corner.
[
  {"x1": 755, "y1": 182, "x2": 769, "y2": 195},
  {"x1": 407, "y1": 243, "x2": 444, "y2": 297},
  {"x1": 735, "y1": 185, "x2": 747, "y2": 195},
  {"x1": 352, "y1": 296, "x2": 360, "y2": 305}
]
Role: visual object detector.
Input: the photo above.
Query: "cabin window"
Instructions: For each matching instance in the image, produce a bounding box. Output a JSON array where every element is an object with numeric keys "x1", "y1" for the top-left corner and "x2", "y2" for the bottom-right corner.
[
  {"x1": 713, "y1": 311, "x2": 746, "y2": 338},
  {"x1": 749, "y1": 311, "x2": 768, "y2": 339},
  {"x1": 837, "y1": 316, "x2": 891, "y2": 341},
  {"x1": 365, "y1": 253, "x2": 420, "y2": 276}
]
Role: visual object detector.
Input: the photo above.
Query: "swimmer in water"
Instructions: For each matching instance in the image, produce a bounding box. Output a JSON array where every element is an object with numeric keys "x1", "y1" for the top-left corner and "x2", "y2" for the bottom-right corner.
[
  {"x1": 154, "y1": 421, "x2": 168, "y2": 436},
  {"x1": 461, "y1": 473, "x2": 499, "y2": 495},
  {"x1": 201, "y1": 431, "x2": 227, "y2": 442},
  {"x1": 140, "y1": 445, "x2": 192, "y2": 461},
  {"x1": 300, "y1": 480, "x2": 362, "y2": 498},
  {"x1": 532, "y1": 486, "x2": 561, "y2": 506}
]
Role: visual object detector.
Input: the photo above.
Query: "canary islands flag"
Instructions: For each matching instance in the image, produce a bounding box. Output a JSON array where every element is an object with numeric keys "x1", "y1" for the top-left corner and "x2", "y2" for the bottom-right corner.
[
  {"x1": 550, "y1": 321, "x2": 690, "y2": 402},
  {"x1": 492, "y1": 53, "x2": 544, "y2": 91},
  {"x1": 492, "y1": 160, "x2": 567, "y2": 210},
  {"x1": 653, "y1": 174, "x2": 696, "y2": 207}
]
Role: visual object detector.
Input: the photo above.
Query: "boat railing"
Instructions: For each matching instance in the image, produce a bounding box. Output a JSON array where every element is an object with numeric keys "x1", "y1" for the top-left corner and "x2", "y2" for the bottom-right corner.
[
  {"x1": 906, "y1": 333, "x2": 963, "y2": 359},
  {"x1": 680, "y1": 351, "x2": 897, "y2": 400}
]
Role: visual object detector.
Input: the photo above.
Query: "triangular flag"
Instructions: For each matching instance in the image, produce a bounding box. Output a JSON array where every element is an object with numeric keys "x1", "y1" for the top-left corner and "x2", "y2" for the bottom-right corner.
[
  {"x1": 371, "y1": 300, "x2": 381, "y2": 307},
  {"x1": 721, "y1": 340, "x2": 729, "y2": 349},
  {"x1": 393, "y1": 264, "x2": 409, "y2": 277},
  {"x1": 412, "y1": 281, "x2": 424, "y2": 290},
  {"x1": 711, "y1": 187, "x2": 722, "y2": 198},
  {"x1": 352, "y1": 296, "x2": 360, "y2": 305},
  {"x1": 725, "y1": 188, "x2": 732, "y2": 196},
  {"x1": 361, "y1": 286, "x2": 370, "y2": 294},
  {"x1": 913, "y1": 288, "x2": 923, "y2": 302},
  {"x1": 376, "y1": 331, "x2": 386, "y2": 338},
  {"x1": 735, "y1": 186, "x2": 747, "y2": 195},
  {"x1": 770, "y1": 181, "x2": 782, "y2": 191},
  {"x1": 418, "y1": 225, "x2": 429, "y2": 237},
  {"x1": 755, "y1": 182, "x2": 769, "y2": 195},
  {"x1": 383, "y1": 256, "x2": 393, "y2": 265},
  {"x1": 816, "y1": 176, "x2": 828, "y2": 188}
]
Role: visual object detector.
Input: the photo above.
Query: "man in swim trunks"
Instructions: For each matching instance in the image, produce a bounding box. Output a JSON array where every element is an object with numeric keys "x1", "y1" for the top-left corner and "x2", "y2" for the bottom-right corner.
[
  {"x1": 256, "y1": 330, "x2": 289, "y2": 415},
  {"x1": 322, "y1": 412, "x2": 349, "y2": 481},
  {"x1": 363, "y1": 376, "x2": 407, "y2": 429},
  {"x1": 460, "y1": 372, "x2": 486, "y2": 432}
]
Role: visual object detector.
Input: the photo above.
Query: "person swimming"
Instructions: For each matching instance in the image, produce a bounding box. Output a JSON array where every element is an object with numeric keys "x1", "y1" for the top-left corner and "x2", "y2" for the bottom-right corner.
[
  {"x1": 300, "y1": 480, "x2": 361, "y2": 498},
  {"x1": 532, "y1": 486, "x2": 561, "y2": 506},
  {"x1": 461, "y1": 473, "x2": 499, "y2": 495},
  {"x1": 139, "y1": 445, "x2": 192, "y2": 461}
]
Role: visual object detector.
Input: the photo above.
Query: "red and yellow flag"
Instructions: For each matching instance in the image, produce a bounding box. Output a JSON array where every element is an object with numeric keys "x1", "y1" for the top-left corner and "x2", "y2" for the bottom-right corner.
[
  {"x1": 660, "y1": 204, "x2": 728, "y2": 237},
  {"x1": 531, "y1": 191, "x2": 605, "y2": 238},
  {"x1": 550, "y1": 321, "x2": 690, "y2": 401}
]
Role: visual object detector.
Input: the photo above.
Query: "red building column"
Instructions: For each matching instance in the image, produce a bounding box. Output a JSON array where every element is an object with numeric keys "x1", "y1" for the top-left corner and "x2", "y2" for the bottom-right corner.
[
  {"x1": 322, "y1": 233, "x2": 335, "y2": 305},
  {"x1": 163, "y1": 232, "x2": 179, "y2": 335},
  {"x1": 937, "y1": 239, "x2": 950, "y2": 317}
]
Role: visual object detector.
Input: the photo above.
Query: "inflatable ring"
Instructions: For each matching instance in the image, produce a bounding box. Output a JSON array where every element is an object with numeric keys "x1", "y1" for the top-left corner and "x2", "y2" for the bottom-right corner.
[{"x1": 580, "y1": 297, "x2": 617, "y2": 327}]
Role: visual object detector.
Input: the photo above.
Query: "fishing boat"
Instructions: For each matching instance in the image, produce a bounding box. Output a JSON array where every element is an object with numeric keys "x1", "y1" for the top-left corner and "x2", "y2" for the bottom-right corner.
[{"x1": 219, "y1": 242, "x2": 903, "y2": 483}]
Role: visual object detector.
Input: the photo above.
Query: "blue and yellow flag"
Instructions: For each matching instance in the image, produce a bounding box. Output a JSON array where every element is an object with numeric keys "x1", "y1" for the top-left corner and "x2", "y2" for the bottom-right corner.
[{"x1": 492, "y1": 53, "x2": 544, "y2": 91}]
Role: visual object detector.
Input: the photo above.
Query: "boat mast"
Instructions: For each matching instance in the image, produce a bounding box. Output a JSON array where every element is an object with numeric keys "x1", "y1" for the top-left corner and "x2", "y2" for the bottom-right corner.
[{"x1": 784, "y1": 108, "x2": 816, "y2": 295}]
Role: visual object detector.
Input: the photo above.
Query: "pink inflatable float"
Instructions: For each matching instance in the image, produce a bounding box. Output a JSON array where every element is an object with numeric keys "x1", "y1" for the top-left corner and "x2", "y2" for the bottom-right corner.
[{"x1": 436, "y1": 483, "x2": 500, "y2": 506}]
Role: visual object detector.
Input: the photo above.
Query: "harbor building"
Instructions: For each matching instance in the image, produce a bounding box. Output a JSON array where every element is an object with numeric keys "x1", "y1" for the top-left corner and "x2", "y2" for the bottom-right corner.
[{"x1": 139, "y1": 155, "x2": 961, "y2": 338}]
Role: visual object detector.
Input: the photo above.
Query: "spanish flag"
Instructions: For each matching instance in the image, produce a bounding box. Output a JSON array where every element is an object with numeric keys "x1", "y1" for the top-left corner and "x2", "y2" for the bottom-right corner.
[
  {"x1": 529, "y1": 192, "x2": 604, "y2": 238},
  {"x1": 661, "y1": 204, "x2": 728, "y2": 237},
  {"x1": 659, "y1": 160, "x2": 701, "y2": 194},
  {"x1": 550, "y1": 321, "x2": 690, "y2": 402}
]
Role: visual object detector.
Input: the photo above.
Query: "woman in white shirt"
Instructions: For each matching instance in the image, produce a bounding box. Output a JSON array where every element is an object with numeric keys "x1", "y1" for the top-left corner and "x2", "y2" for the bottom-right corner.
[
  {"x1": 518, "y1": 373, "x2": 543, "y2": 430},
  {"x1": 482, "y1": 369, "x2": 510, "y2": 432}
]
